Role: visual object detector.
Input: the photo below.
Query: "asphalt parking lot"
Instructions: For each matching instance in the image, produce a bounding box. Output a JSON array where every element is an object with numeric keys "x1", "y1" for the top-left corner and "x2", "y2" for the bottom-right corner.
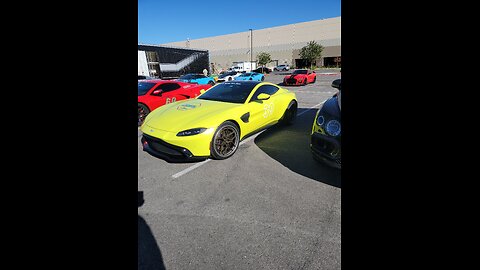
[{"x1": 138, "y1": 71, "x2": 341, "y2": 270}]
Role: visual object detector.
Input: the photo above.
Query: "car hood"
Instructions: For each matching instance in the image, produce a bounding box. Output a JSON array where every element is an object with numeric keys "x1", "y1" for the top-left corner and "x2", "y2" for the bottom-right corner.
[
  {"x1": 319, "y1": 95, "x2": 341, "y2": 119},
  {"x1": 284, "y1": 74, "x2": 306, "y2": 79},
  {"x1": 143, "y1": 99, "x2": 242, "y2": 132}
]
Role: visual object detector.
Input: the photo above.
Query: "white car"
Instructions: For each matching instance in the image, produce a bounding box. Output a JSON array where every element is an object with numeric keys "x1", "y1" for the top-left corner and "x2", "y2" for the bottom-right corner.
[
  {"x1": 274, "y1": 64, "x2": 290, "y2": 71},
  {"x1": 216, "y1": 71, "x2": 242, "y2": 82}
]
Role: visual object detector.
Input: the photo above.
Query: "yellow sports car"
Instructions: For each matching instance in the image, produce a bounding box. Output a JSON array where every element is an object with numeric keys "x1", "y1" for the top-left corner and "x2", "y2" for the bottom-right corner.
[{"x1": 140, "y1": 81, "x2": 297, "y2": 161}]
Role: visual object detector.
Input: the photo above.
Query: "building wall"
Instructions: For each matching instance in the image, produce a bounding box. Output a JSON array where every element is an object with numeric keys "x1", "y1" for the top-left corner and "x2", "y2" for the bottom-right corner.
[{"x1": 163, "y1": 17, "x2": 341, "y2": 70}]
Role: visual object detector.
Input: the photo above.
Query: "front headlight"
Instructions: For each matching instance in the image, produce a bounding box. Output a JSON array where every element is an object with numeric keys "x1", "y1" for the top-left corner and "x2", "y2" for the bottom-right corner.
[
  {"x1": 316, "y1": 115, "x2": 325, "y2": 126},
  {"x1": 177, "y1": 128, "x2": 207, "y2": 136},
  {"x1": 325, "y1": 120, "x2": 341, "y2": 136}
]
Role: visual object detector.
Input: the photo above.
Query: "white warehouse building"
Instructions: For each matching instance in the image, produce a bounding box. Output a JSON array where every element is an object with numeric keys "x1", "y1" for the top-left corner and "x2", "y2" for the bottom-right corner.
[{"x1": 162, "y1": 16, "x2": 341, "y2": 72}]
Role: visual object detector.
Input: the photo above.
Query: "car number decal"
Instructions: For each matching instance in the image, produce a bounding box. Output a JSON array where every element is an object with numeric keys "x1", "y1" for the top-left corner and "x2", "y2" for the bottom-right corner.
[
  {"x1": 166, "y1": 97, "x2": 176, "y2": 104},
  {"x1": 263, "y1": 103, "x2": 274, "y2": 118}
]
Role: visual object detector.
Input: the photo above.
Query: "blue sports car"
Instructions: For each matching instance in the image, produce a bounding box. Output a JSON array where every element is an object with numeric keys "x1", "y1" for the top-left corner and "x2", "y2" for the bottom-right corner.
[
  {"x1": 234, "y1": 72, "x2": 265, "y2": 81},
  {"x1": 177, "y1": 74, "x2": 216, "y2": 85}
]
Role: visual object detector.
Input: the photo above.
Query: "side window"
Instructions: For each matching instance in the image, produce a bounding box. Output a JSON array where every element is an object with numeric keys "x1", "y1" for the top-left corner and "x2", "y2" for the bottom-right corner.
[
  {"x1": 250, "y1": 85, "x2": 280, "y2": 101},
  {"x1": 157, "y1": 83, "x2": 181, "y2": 93}
]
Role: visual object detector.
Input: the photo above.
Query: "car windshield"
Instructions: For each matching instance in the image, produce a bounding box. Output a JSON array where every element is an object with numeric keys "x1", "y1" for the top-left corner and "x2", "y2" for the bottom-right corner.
[
  {"x1": 178, "y1": 74, "x2": 195, "y2": 80},
  {"x1": 197, "y1": 82, "x2": 257, "y2": 104},
  {"x1": 138, "y1": 82, "x2": 156, "y2": 96},
  {"x1": 293, "y1": 70, "x2": 308, "y2": 74},
  {"x1": 239, "y1": 73, "x2": 252, "y2": 77}
]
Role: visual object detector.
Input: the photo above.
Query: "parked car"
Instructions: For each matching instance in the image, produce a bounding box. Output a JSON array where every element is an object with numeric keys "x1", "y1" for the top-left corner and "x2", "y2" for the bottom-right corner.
[
  {"x1": 140, "y1": 81, "x2": 297, "y2": 161},
  {"x1": 216, "y1": 71, "x2": 241, "y2": 82},
  {"x1": 252, "y1": 67, "x2": 271, "y2": 74},
  {"x1": 176, "y1": 74, "x2": 216, "y2": 85},
  {"x1": 228, "y1": 66, "x2": 243, "y2": 73},
  {"x1": 283, "y1": 69, "x2": 316, "y2": 86},
  {"x1": 138, "y1": 80, "x2": 212, "y2": 125},
  {"x1": 274, "y1": 64, "x2": 290, "y2": 71},
  {"x1": 310, "y1": 79, "x2": 341, "y2": 168},
  {"x1": 234, "y1": 72, "x2": 265, "y2": 81}
]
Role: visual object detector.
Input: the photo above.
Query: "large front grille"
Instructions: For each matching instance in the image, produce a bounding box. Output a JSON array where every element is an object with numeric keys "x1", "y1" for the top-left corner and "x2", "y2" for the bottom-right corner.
[
  {"x1": 311, "y1": 135, "x2": 341, "y2": 160},
  {"x1": 143, "y1": 135, "x2": 183, "y2": 156},
  {"x1": 286, "y1": 78, "x2": 297, "y2": 84}
]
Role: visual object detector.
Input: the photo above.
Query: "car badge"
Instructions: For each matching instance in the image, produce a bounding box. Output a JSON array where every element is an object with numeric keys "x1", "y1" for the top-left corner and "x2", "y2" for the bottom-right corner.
[{"x1": 177, "y1": 103, "x2": 201, "y2": 111}]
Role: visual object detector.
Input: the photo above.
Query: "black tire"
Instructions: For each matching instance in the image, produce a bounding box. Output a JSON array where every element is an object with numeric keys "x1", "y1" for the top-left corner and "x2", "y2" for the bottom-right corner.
[
  {"x1": 228, "y1": 77, "x2": 233, "y2": 81},
  {"x1": 138, "y1": 103, "x2": 150, "y2": 126},
  {"x1": 210, "y1": 121, "x2": 240, "y2": 160},
  {"x1": 304, "y1": 77, "x2": 308, "y2": 85},
  {"x1": 280, "y1": 101, "x2": 297, "y2": 125},
  {"x1": 208, "y1": 81, "x2": 215, "y2": 86},
  {"x1": 261, "y1": 76, "x2": 265, "y2": 81},
  {"x1": 312, "y1": 76, "x2": 316, "y2": 83}
]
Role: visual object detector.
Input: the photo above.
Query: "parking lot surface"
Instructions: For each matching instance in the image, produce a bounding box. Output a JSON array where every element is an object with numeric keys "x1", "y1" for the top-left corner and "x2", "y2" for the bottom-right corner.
[{"x1": 138, "y1": 71, "x2": 341, "y2": 270}]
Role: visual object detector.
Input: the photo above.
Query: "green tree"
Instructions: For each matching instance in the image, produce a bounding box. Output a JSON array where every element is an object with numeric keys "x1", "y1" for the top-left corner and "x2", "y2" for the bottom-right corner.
[
  {"x1": 256, "y1": 52, "x2": 272, "y2": 68},
  {"x1": 300, "y1": 41, "x2": 324, "y2": 69}
]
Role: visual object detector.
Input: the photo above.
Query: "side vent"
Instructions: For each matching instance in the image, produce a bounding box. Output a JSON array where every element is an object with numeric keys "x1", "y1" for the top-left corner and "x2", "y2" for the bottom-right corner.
[{"x1": 240, "y1": 112, "x2": 250, "y2": 123}]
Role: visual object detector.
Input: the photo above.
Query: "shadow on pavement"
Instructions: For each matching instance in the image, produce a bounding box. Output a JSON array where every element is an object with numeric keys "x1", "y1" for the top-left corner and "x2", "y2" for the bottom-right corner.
[
  {"x1": 138, "y1": 191, "x2": 166, "y2": 270},
  {"x1": 254, "y1": 108, "x2": 341, "y2": 188}
]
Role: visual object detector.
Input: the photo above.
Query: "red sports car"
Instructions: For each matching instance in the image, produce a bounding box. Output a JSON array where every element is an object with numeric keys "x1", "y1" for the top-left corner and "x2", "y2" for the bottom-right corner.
[
  {"x1": 138, "y1": 80, "x2": 211, "y2": 125},
  {"x1": 283, "y1": 69, "x2": 317, "y2": 86}
]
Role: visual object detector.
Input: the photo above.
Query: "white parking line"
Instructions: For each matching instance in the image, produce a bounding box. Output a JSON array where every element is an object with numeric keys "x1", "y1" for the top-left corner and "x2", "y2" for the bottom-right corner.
[
  {"x1": 298, "y1": 101, "x2": 326, "y2": 116},
  {"x1": 171, "y1": 159, "x2": 211, "y2": 179},
  {"x1": 170, "y1": 101, "x2": 327, "y2": 179},
  {"x1": 171, "y1": 131, "x2": 266, "y2": 179}
]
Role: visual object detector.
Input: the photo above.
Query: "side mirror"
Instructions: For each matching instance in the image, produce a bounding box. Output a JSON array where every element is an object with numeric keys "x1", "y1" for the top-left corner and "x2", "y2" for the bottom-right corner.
[
  {"x1": 313, "y1": 71, "x2": 316, "y2": 73},
  {"x1": 331, "y1": 79, "x2": 341, "y2": 90},
  {"x1": 152, "y1": 89, "x2": 162, "y2": 95},
  {"x1": 257, "y1": 93, "x2": 271, "y2": 100}
]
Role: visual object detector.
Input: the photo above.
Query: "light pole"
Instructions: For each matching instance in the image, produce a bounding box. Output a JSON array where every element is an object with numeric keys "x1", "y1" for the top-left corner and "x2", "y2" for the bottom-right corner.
[{"x1": 249, "y1": 29, "x2": 253, "y2": 69}]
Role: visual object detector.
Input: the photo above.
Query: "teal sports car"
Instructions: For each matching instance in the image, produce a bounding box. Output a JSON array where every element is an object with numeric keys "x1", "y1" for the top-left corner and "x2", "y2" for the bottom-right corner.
[
  {"x1": 234, "y1": 72, "x2": 265, "y2": 81},
  {"x1": 177, "y1": 74, "x2": 216, "y2": 85}
]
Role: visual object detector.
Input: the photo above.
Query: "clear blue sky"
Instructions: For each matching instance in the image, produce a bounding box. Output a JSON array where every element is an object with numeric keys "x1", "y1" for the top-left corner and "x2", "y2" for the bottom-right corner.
[{"x1": 138, "y1": 0, "x2": 341, "y2": 44}]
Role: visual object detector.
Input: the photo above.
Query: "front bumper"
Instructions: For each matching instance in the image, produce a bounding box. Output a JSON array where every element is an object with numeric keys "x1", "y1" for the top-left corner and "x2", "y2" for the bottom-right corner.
[
  {"x1": 284, "y1": 78, "x2": 304, "y2": 85},
  {"x1": 141, "y1": 133, "x2": 209, "y2": 162},
  {"x1": 140, "y1": 123, "x2": 214, "y2": 160},
  {"x1": 310, "y1": 132, "x2": 341, "y2": 169}
]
